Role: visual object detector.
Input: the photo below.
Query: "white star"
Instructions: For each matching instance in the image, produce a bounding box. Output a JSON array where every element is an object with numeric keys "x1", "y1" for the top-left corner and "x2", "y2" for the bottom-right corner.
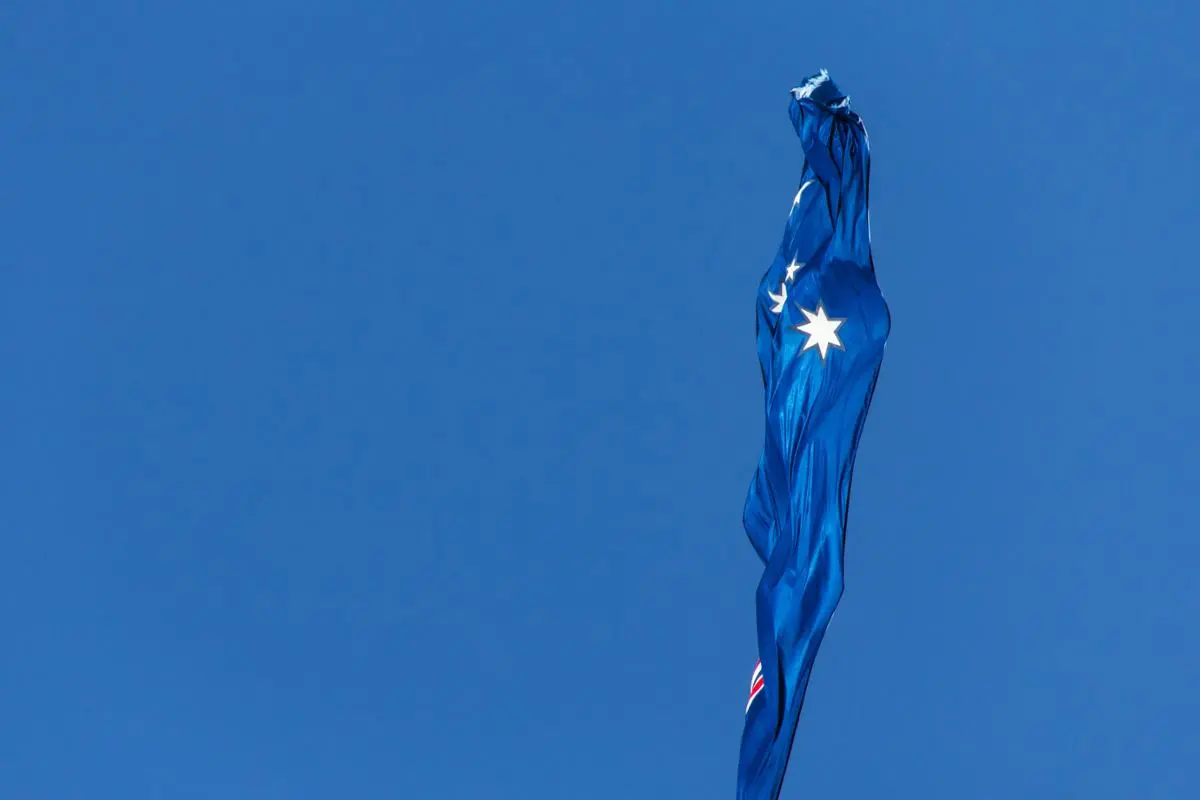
[
  {"x1": 792, "y1": 303, "x2": 845, "y2": 360},
  {"x1": 792, "y1": 179, "x2": 816, "y2": 208},
  {"x1": 767, "y1": 282, "x2": 788, "y2": 313},
  {"x1": 785, "y1": 259, "x2": 804, "y2": 282}
]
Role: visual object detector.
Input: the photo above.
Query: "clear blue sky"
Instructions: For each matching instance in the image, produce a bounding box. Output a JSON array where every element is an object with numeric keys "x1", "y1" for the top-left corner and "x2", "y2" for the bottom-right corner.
[{"x1": 3, "y1": 1, "x2": 1198, "y2": 797}]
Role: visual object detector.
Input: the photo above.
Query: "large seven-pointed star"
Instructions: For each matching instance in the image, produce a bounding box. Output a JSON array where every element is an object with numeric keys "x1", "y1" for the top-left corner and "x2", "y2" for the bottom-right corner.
[{"x1": 791, "y1": 303, "x2": 845, "y2": 360}]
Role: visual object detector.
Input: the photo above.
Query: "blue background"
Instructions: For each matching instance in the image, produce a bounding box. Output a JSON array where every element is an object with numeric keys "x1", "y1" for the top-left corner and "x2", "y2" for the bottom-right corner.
[{"x1": 3, "y1": 1, "x2": 1197, "y2": 797}]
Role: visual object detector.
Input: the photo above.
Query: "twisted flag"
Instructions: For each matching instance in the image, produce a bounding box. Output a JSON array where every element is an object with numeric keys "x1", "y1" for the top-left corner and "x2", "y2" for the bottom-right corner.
[{"x1": 736, "y1": 71, "x2": 890, "y2": 799}]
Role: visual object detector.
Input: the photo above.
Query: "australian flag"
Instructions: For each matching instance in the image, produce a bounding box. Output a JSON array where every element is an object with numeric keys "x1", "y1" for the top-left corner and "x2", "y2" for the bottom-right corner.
[{"x1": 737, "y1": 71, "x2": 890, "y2": 799}]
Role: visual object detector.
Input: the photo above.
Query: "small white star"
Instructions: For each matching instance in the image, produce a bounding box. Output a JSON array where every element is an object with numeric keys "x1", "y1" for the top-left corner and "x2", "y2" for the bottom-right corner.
[
  {"x1": 785, "y1": 259, "x2": 804, "y2": 282},
  {"x1": 767, "y1": 282, "x2": 788, "y2": 314},
  {"x1": 792, "y1": 179, "x2": 816, "y2": 208},
  {"x1": 792, "y1": 303, "x2": 845, "y2": 360}
]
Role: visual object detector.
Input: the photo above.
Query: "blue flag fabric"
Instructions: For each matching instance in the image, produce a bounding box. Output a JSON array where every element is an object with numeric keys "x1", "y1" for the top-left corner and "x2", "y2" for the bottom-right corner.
[{"x1": 736, "y1": 71, "x2": 890, "y2": 799}]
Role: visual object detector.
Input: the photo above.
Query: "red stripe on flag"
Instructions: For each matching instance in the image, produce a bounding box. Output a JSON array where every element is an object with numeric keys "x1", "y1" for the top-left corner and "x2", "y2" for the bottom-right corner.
[{"x1": 746, "y1": 675, "x2": 766, "y2": 712}]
